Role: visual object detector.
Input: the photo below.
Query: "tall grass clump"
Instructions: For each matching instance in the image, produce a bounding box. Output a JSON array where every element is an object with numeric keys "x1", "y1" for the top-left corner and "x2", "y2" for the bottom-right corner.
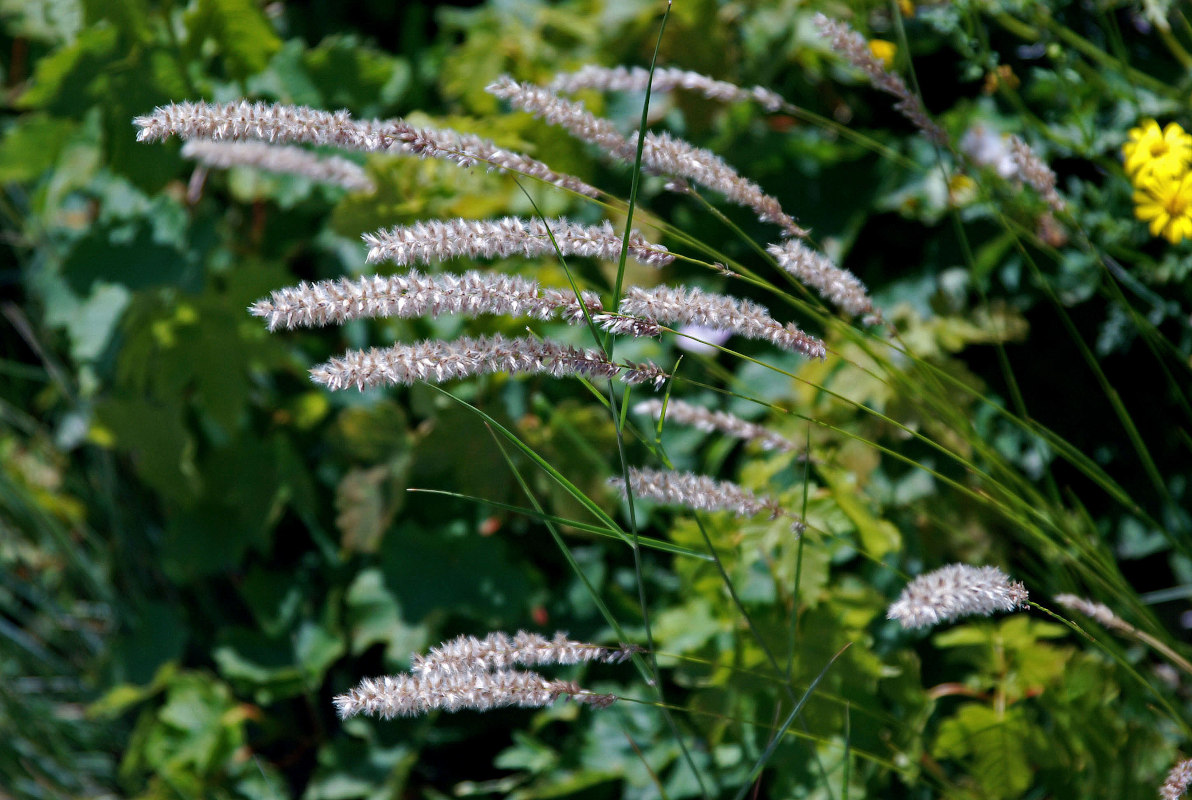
[
  {"x1": 126, "y1": 3, "x2": 1192, "y2": 797},
  {"x1": 7, "y1": 0, "x2": 1192, "y2": 797}
]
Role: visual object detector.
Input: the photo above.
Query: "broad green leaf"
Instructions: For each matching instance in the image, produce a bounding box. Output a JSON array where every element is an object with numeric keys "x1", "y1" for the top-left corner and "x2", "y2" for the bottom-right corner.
[
  {"x1": 653, "y1": 597, "x2": 722, "y2": 659},
  {"x1": 160, "y1": 435, "x2": 289, "y2": 580},
  {"x1": 0, "y1": 114, "x2": 76, "y2": 183},
  {"x1": 81, "y1": 0, "x2": 151, "y2": 43},
  {"x1": 495, "y1": 732, "x2": 560, "y2": 773},
  {"x1": 100, "y1": 48, "x2": 189, "y2": 190},
  {"x1": 238, "y1": 566, "x2": 303, "y2": 638},
  {"x1": 17, "y1": 25, "x2": 117, "y2": 112},
  {"x1": 92, "y1": 395, "x2": 196, "y2": 505},
  {"x1": 344, "y1": 568, "x2": 428, "y2": 663},
  {"x1": 60, "y1": 220, "x2": 196, "y2": 294},
  {"x1": 40, "y1": 280, "x2": 131, "y2": 363},
  {"x1": 146, "y1": 672, "x2": 244, "y2": 776},
  {"x1": 818, "y1": 464, "x2": 901, "y2": 558},
  {"x1": 933, "y1": 704, "x2": 1040, "y2": 800},
  {"x1": 300, "y1": 35, "x2": 409, "y2": 114},
  {"x1": 380, "y1": 520, "x2": 540, "y2": 621},
  {"x1": 337, "y1": 465, "x2": 394, "y2": 554},
  {"x1": 187, "y1": 0, "x2": 281, "y2": 80},
  {"x1": 88, "y1": 662, "x2": 179, "y2": 718}
]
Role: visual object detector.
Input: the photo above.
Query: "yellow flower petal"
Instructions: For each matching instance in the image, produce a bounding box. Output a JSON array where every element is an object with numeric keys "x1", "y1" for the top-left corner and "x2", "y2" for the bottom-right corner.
[{"x1": 869, "y1": 40, "x2": 897, "y2": 69}]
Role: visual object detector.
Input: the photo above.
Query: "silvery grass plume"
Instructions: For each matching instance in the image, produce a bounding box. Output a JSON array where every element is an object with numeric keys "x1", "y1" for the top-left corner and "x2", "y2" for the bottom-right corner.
[
  {"x1": 133, "y1": 100, "x2": 599, "y2": 197},
  {"x1": 134, "y1": 100, "x2": 394, "y2": 149},
  {"x1": 180, "y1": 139, "x2": 374, "y2": 192},
  {"x1": 363, "y1": 217, "x2": 673, "y2": 269},
  {"x1": 388, "y1": 120, "x2": 601, "y2": 197},
  {"x1": 887, "y1": 564, "x2": 1029, "y2": 630},
  {"x1": 249, "y1": 270, "x2": 604, "y2": 331},
  {"x1": 1056, "y1": 594, "x2": 1192, "y2": 676},
  {"x1": 411, "y1": 631, "x2": 639, "y2": 675},
  {"x1": 333, "y1": 669, "x2": 615, "y2": 720},
  {"x1": 486, "y1": 76, "x2": 807, "y2": 236},
  {"x1": 548, "y1": 64, "x2": 789, "y2": 113},
  {"x1": 309, "y1": 334, "x2": 668, "y2": 391},
  {"x1": 633, "y1": 398, "x2": 797, "y2": 453},
  {"x1": 813, "y1": 14, "x2": 949, "y2": 147},
  {"x1": 605, "y1": 285, "x2": 826, "y2": 359},
  {"x1": 335, "y1": 630, "x2": 622, "y2": 719},
  {"x1": 1163, "y1": 758, "x2": 1192, "y2": 800},
  {"x1": 1054, "y1": 594, "x2": 1129, "y2": 632},
  {"x1": 610, "y1": 467, "x2": 804, "y2": 533},
  {"x1": 766, "y1": 239, "x2": 874, "y2": 319},
  {"x1": 1006, "y1": 134, "x2": 1066, "y2": 213}
]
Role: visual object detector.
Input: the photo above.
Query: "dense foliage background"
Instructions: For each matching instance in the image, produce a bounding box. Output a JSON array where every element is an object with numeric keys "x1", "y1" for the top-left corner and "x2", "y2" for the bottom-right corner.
[{"x1": 2, "y1": 0, "x2": 1190, "y2": 798}]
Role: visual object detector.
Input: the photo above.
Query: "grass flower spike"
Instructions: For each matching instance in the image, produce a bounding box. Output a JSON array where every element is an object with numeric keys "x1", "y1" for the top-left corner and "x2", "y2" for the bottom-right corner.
[
  {"x1": 1163, "y1": 758, "x2": 1192, "y2": 800},
  {"x1": 633, "y1": 398, "x2": 797, "y2": 452},
  {"x1": 1053, "y1": 594, "x2": 1126, "y2": 631},
  {"x1": 610, "y1": 467, "x2": 804, "y2": 533},
  {"x1": 814, "y1": 13, "x2": 948, "y2": 146},
  {"x1": 888, "y1": 564, "x2": 1029, "y2": 630},
  {"x1": 487, "y1": 76, "x2": 807, "y2": 236},
  {"x1": 612, "y1": 285, "x2": 826, "y2": 359},
  {"x1": 335, "y1": 631, "x2": 621, "y2": 719},
  {"x1": 134, "y1": 100, "x2": 599, "y2": 197},
  {"x1": 249, "y1": 270, "x2": 603, "y2": 330},
  {"x1": 363, "y1": 217, "x2": 672, "y2": 269},
  {"x1": 549, "y1": 65, "x2": 788, "y2": 112},
  {"x1": 309, "y1": 334, "x2": 665, "y2": 390},
  {"x1": 181, "y1": 140, "x2": 374, "y2": 192},
  {"x1": 412, "y1": 631, "x2": 639, "y2": 675},
  {"x1": 766, "y1": 239, "x2": 874, "y2": 318}
]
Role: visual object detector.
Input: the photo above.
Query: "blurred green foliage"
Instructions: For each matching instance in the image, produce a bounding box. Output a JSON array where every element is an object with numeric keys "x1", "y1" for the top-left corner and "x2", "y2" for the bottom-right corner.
[{"x1": 2, "y1": 0, "x2": 1191, "y2": 799}]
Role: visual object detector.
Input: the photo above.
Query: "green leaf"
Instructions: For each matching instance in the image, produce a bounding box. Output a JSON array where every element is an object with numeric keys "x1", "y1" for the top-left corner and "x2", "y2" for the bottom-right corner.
[
  {"x1": 89, "y1": 662, "x2": 179, "y2": 718},
  {"x1": 101, "y1": 48, "x2": 189, "y2": 191},
  {"x1": 40, "y1": 280, "x2": 131, "y2": 363},
  {"x1": 149, "y1": 672, "x2": 244, "y2": 776},
  {"x1": 17, "y1": 25, "x2": 117, "y2": 112},
  {"x1": 160, "y1": 436, "x2": 288, "y2": 580},
  {"x1": 495, "y1": 732, "x2": 560, "y2": 773},
  {"x1": 818, "y1": 464, "x2": 901, "y2": 558},
  {"x1": 0, "y1": 114, "x2": 76, "y2": 182},
  {"x1": 933, "y1": 704, "x2": 1039, "y2": 799},
  {"x1": 344, "y1": 568, "x2": 428, "y2": 663},
  {"x1": 187, "y1": 0, "x2": 281, "y2": 80},
  {"x1": 92, "y1": 395, "x2": 196, "y2": 505},
  {"x1": 381, "y1": 520, "x2": 540, "y2": 621},
  {"x1": 81, "y1": 0, "x2": 151, "y2": 43},
  {"x1": 299, "y1": 35, "x2": 409, "y2": 114},
  {"x1": 214, "y1": 617, "x2": 345, "y2": 702},
  {"x1": 653, "y1": 597, "x2": 722, "y2": 658},
  {"x1": 60, "y1": 220, "x2": 196, "y2": 294}
]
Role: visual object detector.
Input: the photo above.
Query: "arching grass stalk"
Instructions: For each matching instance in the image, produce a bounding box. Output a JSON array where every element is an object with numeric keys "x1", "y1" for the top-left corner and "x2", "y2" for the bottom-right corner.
[{"x1": 484, "y1": 422, "x2": 714, "y2": 799}]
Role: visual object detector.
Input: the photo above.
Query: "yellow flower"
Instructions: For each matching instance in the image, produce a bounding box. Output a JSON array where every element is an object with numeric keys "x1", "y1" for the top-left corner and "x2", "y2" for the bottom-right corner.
[
  {"x1": 1122, "y1": 120, "x2": 1192, "y2": 179},
  {"x1": 1133, "y1": 171, "x2": 1192, "y2": 244},
  {"x1": 868, "y1": 39, "x2": 897, "y2": 69}
]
